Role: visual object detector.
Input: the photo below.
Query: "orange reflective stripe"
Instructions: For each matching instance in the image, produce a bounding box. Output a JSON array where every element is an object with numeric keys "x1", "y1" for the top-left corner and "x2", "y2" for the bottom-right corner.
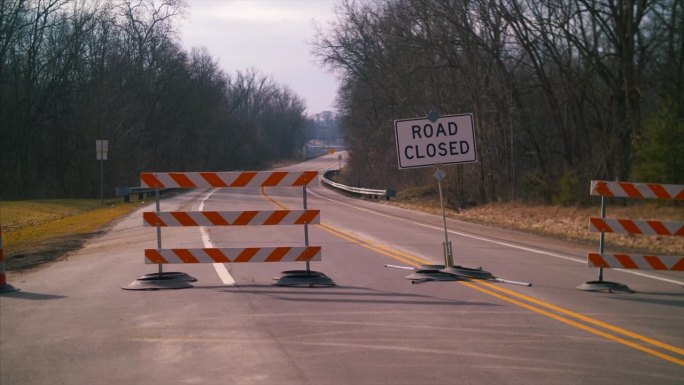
[
  {"x1": 648, "y1": 184, "x2": 672, "y2": 200},
  {"x1": 141, "y1": 173, "x2": 164, "y2": 188},
  {"x1": 590, "y1": 218, "x2": 612, "y2": 232},
  {"x1": 615, "y1": 254, "x2": 638, "y2": 269},
  {"x1": 174, "y1": 249, "x2": 199, "y2": 263},
  {"x1": 233, "y1": 211, "x2": 258, "y2": 226},
  {"x1": 643, "y1": 255, "x2": 668, "y2": 270},
  {"x1": 672, "y1": 258, "x2": 684, "y2": 271},
  {"x1": 264, "y1": 211, "x2": 289, "y2": 225},
  {"x1": 619, "y1": 182, "x2": 643, "y2": 198},
  {"x1": 618, "y1": 219, "x2": 642, "y2": 235},
  {"x1": 297, "y1": 246, "x2": 321, "y2": 261},
  {"x1": 594, "y1": 181, "x2": 614, "y2": 197},
  {"x1": 200, "y1": 172, "x2": 228, "y2": 187},
  {"x1": 588, "y1": 253, "x2": 609, "y2": 268},
  {"x1": 265, "y1": 247, "x2": 290, "y2": 262},
  {"x1": 169, "y1": 173, "x2": 196, "y2": 188},
  {"x1": 145, "y1": 249, "x2": 168, "y2": 264},
  {"x1": 205, "y1": 248, "x2": 230, "y2": 263},
  {"x1": 143, "y1": 212, "x2": 166, "y2": 226},
  {"x1": 646, "y1": 220, "x2": 670, "y2": 236},
  {"x1": 231, "y1": 172, "x2": 257, "y2": 187},
  {"x1": 204, "y1": 211, "x2": 230, "y2": 226},
  {"x1": 263, "y1": 172, "x2": 287, "y2": 186},
  {"x1": 294, "y1": 171, "x2": 318, "y2": 186},
  {"x1": 171, "y1": 212, "x2": 199, "y2": 226},
  {"x1": 295, "y1": 210, "x2": 320, "y2": 225},
  {"x1": 235, "y1": 248, "x2": 259, "y2": 262}
]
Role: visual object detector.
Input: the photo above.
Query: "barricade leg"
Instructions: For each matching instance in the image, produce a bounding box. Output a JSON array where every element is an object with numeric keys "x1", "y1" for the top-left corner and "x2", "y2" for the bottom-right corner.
[
  {"x1": 273, "y1": 186, "x2": 335, "y2": 287},
  {"x1": 577, "y1": 195, "x2": 632, "y2": 293},
  {"x1": 123, "y1": 188, "x2": 195, "y2": 290}
]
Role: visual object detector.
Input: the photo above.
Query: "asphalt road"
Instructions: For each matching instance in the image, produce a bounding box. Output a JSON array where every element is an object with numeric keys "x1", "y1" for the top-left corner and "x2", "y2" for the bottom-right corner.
[{"x1": 1, "y1": 154, "x2": 683, "y2": 385}]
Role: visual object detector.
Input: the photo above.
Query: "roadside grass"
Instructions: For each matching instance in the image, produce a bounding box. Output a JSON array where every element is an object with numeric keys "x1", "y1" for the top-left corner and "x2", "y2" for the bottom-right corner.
[
  {"x1": 1, "y1": 190, "x2": 681, "y2": 273},
  {"x1": 389, "y1": 196, "x2": 684, "y2": 256},
  {"x1": 1, "y1": 199, "x2": 148, "y2": 270}
]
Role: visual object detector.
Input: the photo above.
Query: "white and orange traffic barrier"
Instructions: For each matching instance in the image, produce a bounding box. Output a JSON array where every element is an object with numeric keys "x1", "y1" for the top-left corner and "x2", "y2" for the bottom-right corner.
[
  {"x1": 145, "y1": 246, "x2": 322, "y2": 264},
  {"x1": 588, "y1": 253, "x2": 684, "y2": 271},
  {"x1": 590, "y1": 180, "x2": 684, "y2": 200},
  {"x1": 143, "y1": 210, "x2": 320, "y2": 227},
  {"x1": 589, "y1": 217, "x2": 684, "y2": 237},
  {"x1": 141, "y1": 170, "x2": 318, "y2": 189},
  {"x1": 579, "y1": 180, "x2": 684, "y2": 292},
  {"x1": 0, "y1": 228, "x2": 19, "y2": 293},
  {"x1": 125, "y1": 169, "x2": 333, "y2": 289}
]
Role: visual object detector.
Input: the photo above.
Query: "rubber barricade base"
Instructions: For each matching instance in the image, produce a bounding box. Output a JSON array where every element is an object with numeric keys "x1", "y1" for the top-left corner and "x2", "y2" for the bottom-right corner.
[{"x1": 122, "y1": 271, "x2": 196, "y2": 290}]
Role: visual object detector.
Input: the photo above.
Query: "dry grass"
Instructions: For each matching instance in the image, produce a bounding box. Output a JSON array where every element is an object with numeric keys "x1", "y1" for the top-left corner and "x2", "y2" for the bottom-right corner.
[
  {"x1": 389, "y1": 198, "x2": 684, "y2": 255},
  {"x1": 1, "y1": 199, "x2": 146, "y2": 270}
]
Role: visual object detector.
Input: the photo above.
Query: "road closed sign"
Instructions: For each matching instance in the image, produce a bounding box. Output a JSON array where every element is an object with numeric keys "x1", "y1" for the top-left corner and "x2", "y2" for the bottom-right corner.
[{"x1": 394, "y1": 113, "x2": 477, "y2": 169}]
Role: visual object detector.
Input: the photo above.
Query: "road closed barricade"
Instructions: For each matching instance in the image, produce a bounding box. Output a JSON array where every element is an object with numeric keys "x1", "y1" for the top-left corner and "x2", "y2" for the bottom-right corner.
[
  {"x1": 578, "y1": 181, "x2": 684, "y2": 293},
  {"x1": 123, "y1": 170, "x2": 333, "y2": 290}
]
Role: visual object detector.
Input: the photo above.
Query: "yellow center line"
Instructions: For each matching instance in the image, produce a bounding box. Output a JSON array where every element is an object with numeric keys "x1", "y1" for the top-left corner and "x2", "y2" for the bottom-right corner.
[
  {"x1": 461, "y1": 282, "x2": 684, "y2": 366},
  {"x1": 260, "y1": 187, "x2": 684, "y2": 366}
]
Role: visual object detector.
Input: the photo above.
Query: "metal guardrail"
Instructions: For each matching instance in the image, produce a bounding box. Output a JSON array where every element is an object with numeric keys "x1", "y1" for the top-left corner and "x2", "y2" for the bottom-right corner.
[
  {"x1": 115, "y1": 186, "x2": 164, "y2": 202},
  {"x1": 321, "y1": 170, "x2": 395, "y2": 200}
]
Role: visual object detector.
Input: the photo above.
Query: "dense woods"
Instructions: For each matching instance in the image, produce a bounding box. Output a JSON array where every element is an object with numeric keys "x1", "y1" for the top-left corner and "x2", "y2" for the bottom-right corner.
[
  {"x1": 314, "y1": 0, "x2": 683, "y2": 204},
  {"x1": 1, "y1": 0, "x2": 309, "y2": 199},
  {"x1": 2, "y1": 0, "x2": 681, "y2": 203}
]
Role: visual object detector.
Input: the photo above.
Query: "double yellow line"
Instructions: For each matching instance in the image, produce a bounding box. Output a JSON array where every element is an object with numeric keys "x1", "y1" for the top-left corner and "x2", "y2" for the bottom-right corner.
[{"x1": 261, "y1": 187, "x2": 684, "y2": 367}]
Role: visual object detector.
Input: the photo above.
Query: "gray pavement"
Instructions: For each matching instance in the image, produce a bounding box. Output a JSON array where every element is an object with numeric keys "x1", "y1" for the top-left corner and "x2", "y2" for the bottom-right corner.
[{"x1": 1, "y1": 155, "x2": 683, "y2": 385}]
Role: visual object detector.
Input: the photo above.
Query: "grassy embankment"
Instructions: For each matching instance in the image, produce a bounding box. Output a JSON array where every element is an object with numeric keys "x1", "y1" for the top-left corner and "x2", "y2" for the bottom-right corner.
[
  {"x1": 390, "y1": 188, "x2": 683, "y2": 256},
  {"x1": 1, "y1": 191, "x2": 681, "y2": 273},
  {"x1": 1, "y1": 199, "x2": 148, "y2": 271}
]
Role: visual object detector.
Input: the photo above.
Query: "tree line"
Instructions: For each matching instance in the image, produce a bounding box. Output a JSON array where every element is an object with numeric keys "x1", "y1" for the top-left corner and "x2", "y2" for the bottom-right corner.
[
  {"x1": 314, "y1": 0, "x2": 683, "y2": 204},
  {"x1": 1, "y1": 0, "x2": 310, "y2": 199}
]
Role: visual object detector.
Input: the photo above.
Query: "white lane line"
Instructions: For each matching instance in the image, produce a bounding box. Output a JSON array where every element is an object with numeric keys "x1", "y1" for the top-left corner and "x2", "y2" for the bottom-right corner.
[
  {"x1": 199, "y1": 188, "x2": 236, "y2": 286},
  {"x1": 308, "y1": 188, "x2": 684, "y2": 286}
]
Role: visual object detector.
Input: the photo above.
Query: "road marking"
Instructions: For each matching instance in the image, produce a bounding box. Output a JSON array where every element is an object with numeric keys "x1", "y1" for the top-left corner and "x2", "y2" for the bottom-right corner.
[
  {"x1": 199, "y1": 189, "x2": 235, "y2": 286},
  {"x1": 260, "y1": 187, "x2": 684, "y2": 367},
  {"x1": 307, "y1": 188, "x2": 684, "y2": 286},
  {"x1": 462, "y1": 282, "x2": 684, "y2": 366}
]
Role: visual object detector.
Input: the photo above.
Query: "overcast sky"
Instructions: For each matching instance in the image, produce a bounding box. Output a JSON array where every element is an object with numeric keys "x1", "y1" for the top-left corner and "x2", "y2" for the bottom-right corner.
[{"x1": 179, "y1": 0, "x2": 340, "y2": 116}]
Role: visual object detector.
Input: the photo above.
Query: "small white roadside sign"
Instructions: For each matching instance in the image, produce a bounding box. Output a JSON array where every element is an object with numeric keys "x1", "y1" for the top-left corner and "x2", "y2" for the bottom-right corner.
[
  {"x1": 96, "y1": 139, "x2": 108, "y2": 160},
  {"x1": 394, "y1": 113, "x2": 477, "y2": 169}
]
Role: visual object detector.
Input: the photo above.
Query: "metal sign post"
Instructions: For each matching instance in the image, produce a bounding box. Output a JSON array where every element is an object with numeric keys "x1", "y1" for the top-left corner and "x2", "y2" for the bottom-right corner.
[
  {"x1": 434, "y1": 166, "x2": 453, "y2": 267},
  {"x1": 96, "y1": 140, "x2": 108, "y2": 206}
]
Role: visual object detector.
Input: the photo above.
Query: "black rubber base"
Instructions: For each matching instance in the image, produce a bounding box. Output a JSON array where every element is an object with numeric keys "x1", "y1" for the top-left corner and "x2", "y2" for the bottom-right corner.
[
  {"x1": 0, "y1": 283, "x2": 20, "y2": 293},
  {"x1": 139, "y1": 272, "x2": 197, "y2": 282},
  {"x1": 577, "y1": 280, "x2": 633, "y2": 293},
  {"x1": 405, "y1": 264, "x2": 495, "y2": 284},
  {"x1": 273, "y1": 270, "x2": 335, "y2": 287},
  {"x1": 122, "y1": 272, "x2": 195, "y2": 290},
  {"x1": 443, "y1": 266, "x2": 495, "y2": 280}
]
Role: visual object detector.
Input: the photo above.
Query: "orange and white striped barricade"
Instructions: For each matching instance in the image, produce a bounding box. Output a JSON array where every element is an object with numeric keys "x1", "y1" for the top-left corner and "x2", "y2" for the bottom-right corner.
[
  {"x1": 578, "y1": 180, "x2": 684, "y2": 292},
  {"x1": 587, "y1": 253, "x2": 683, "y2": 271},
  {"x1": 0, "y1": 228, "x2": 20, "y2": 293},
  {"x1": 124, "y1": 170, "x2": 333, "y2": 290}
]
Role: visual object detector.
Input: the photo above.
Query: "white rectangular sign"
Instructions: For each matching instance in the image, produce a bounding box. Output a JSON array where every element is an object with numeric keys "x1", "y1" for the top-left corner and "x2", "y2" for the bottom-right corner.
[
  {"x1": 96, "y1": 140, "x2": 108, "y2": 160},
  {"x1": 394, "y1": 113, "x2": 477, "y2": 169}
]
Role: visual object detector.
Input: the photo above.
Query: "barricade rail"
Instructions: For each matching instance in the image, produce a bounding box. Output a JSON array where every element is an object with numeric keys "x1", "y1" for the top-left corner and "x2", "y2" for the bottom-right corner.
[{"x1": 143, "y1": 210, "x2": 320, "y2": 227}]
